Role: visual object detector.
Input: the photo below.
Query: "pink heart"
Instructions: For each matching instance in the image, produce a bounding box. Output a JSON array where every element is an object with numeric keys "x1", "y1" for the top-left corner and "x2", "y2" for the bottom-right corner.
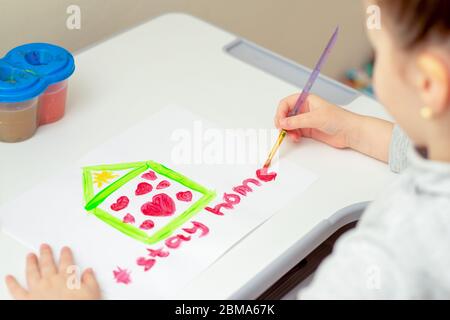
[
  {"x1": 141, "y1": 193, "x2": 176, "y2": 217},
  {"x1": 122, "y1": 213, "x2": 135, "y2": 224},
  {"x1": 140, "y1": 219, "x2": 155, "y2": 230},
  {"x1": 141, "y1": 171, "x2": 157, "y2": 181},
  {"x1": 135, "y1": 182, "x2": 153, "y2": 196},
  {"x1": 176, "y1": 191, "x2": 193, "y2": 202},
  {"x1": 256, "y1": 168, "x2": 277, "y2": 182},
  {"x1": 111, "y1": 196, "x2": 129, "y2": 211},
  {"x1": 156, "y1": 180, "x2": 170, "y2": 189}
]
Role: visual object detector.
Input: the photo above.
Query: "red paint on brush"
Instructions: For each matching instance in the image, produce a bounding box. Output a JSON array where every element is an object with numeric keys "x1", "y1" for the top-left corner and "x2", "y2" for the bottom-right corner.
[
  {"x1": 113, "y1": 267, "x2": 131, "y2": 285},
  {"x1": 141, "y1": 193, "x2": 176, "y2": 216},
  {"x1": 156, "y1": 180, "x2": 170, "y2": 189},
  {"x1": 141, "y1": 171, "x2": 157, "y2": 181},
  {"x1": 256, "y1": 168, "x2": 277, "y2": 182},
  {"x1": 110, "y1": 196, "x2": 129, "y2": 211},
  {"x1": 135, "y1": 182, "x2": 153, "y2": 196},
  {"x1": 176, "y1": 191, "x2": 192, "y2": 202}
]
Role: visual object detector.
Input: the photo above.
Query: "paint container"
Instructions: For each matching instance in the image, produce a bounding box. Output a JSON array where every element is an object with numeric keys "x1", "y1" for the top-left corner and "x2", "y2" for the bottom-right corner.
[
  {"x1": 0, "y1": 99, "x2": 38, "y2": 143},
  {"x1": 38, "y1": 79, "x2": 69, "y2": 125},
  {"x1": 0, "y1": 43, "x2": 75, "y2": 143}
]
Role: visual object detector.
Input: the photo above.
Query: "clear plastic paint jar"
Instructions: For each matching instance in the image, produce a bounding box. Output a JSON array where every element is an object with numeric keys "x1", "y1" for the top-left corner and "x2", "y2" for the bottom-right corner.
[
  {"x1": 38, "y1": 79, "x2": 69, "y2": 125},
  {"x1": 0, "y1": 98, "x2": 39, "y2": 143}
]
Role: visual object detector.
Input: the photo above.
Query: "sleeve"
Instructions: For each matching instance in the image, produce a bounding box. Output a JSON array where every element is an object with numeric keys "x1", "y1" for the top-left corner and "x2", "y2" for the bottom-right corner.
[
  {"x1": 388, "y1": 125, "x2": 411, "y2": 173},
  {"x1": 297, "y1": 228, "x2": 413, "y2": 300}
]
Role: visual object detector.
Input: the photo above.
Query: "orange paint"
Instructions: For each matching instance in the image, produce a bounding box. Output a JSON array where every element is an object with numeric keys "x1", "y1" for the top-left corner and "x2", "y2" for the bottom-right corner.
[{"x1": 38, "y1": 80, "x2": 68, "y2": 125}]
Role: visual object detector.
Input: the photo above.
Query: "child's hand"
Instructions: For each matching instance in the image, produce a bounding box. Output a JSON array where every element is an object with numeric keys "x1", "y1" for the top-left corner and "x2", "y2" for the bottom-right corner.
[
  {"x1": 4, "y1": 244, "x2": 101, "y2": 300},
  {"x1": 274, "y1": 93, "x2": 360, "y2": 148},
  {"x1": 274, "y1": 93, "x2": 393, "y2": 162}
]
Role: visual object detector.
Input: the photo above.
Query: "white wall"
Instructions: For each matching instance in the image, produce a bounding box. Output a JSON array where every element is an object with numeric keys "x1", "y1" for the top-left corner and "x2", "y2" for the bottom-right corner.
[{"x1": 0, "y1": 0, "x2": 372, "y2": 78}]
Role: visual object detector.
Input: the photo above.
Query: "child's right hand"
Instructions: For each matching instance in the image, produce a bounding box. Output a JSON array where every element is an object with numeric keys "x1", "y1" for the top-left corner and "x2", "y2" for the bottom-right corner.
[
  {"x1": 274, "y1": 93, "x2": 360, "y2": 149},
  {"x1": 274, "y1": 93, "x2": 394, "y2": 163}
]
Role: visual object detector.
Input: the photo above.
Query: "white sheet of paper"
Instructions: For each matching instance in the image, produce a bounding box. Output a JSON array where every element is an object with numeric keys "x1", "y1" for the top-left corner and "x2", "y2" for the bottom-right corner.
[{"x1": 0, "y1": 106, "x2": 317, "y2": 299}]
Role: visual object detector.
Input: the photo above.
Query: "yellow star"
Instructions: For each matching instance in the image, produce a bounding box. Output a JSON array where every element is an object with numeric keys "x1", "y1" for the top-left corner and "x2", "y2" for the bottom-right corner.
[{"x1": 93, "y1": 171, "x2": 119, "y2": 188}]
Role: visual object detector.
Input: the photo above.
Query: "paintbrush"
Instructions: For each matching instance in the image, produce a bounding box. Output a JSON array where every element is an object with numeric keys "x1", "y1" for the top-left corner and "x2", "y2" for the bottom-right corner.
[{"x1": 263, "y1": 26, "x2": 339, "y2": 169}]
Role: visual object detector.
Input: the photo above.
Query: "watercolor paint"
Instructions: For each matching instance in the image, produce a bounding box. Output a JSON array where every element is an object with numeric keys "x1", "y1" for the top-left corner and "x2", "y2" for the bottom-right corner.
[
  {"x1": 82, "y1": 160, "x2": 216, "y2": 245},
  {"x1": 0, "y1": 43, "x2": 75, "y2": 143},
  {"x1": 113, "y1": 267, "x2": 132, "y2": 285},
  {"x1": 205, "y1": 168, "x2": 277, "y2": 216},
  {"x1": 133, "y1": 220, "x2": 209, "y2": 274},
  {"x1": 0, "y1": 98, "x2": 39, "y2": 142},
  {"x1": 38, "y1": 80, "x2": 69, "y2": 125}
]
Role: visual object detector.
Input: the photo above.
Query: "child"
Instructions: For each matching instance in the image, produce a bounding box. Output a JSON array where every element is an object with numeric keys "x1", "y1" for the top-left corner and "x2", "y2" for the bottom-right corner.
[
  {"x1": 5, "y1": 0, "x2": 450, "y2": 299},
  {"x1": 280, "y1": 0, "x2": 450, "y2": 299}
]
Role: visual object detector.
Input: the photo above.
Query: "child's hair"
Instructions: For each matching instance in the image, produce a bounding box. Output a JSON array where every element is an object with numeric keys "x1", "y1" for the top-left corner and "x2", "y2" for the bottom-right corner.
[{"x1": 376, "y1": 0, "x2": 450, "y2": 48}]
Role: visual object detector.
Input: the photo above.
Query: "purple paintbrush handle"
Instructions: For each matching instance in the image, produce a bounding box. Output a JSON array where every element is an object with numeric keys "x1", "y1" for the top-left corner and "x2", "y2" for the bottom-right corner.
[{"x1": 289, "y1": 26, "x2": 339, "y2": 116}]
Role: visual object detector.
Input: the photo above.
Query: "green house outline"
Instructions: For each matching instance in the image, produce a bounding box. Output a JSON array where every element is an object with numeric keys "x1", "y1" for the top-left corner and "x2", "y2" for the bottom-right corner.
[{"x1": 82, "y1": 160, "x2": 216, "y2": 245}]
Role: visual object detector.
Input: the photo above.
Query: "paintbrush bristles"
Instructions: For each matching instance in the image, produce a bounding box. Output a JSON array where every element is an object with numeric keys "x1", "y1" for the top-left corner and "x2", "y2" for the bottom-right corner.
[{"x1": 263, "y1": 130, "x2": 286, "y2": 169}]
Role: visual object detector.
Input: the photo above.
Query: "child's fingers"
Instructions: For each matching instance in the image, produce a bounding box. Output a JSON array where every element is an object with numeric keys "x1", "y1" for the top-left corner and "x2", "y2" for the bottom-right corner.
[
  {"x1": 5, "y1": 275, "x2": 28, "y2": 300},
  {"x1": 287, "y1": 130, "x2": 302, "y2": 142},
  {"x1": 39, "y1": 244, "x2": 57, "y2": 276},
  {"x1": 279, "y1": 111, "x2": 324, "y2": 131},
  {"x1": 274, "y1": 94, "x2": 299, "y2": 128},
  {"x1": 274, "y1": 93, "x2": 314, "y2": 129},
  {"x1": 26, "y1": 253, "x2": 41, "y2": 288},
  {"x1": 59, "y1": 246, "x2": 75, "y2": 275},
  {"x1": 81, "y1": 268, "x2": 100, "y2": 294}
]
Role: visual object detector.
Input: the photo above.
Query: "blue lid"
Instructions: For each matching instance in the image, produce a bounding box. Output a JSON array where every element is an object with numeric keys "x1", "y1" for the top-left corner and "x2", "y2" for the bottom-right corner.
[{"x1": 0, "y1": 43, "x2": 75, "y2": 103}]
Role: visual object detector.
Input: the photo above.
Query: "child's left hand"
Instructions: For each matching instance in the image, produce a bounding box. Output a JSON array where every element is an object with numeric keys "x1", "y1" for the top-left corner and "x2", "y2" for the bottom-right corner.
[{"x1": 4, "y1": 244, "x2": 101, "y2": 300}]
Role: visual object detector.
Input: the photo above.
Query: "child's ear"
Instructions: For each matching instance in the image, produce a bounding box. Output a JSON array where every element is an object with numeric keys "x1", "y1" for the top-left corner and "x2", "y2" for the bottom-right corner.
[{"x1": 416, "y1": 53, "x2": 450, "y2": 118}]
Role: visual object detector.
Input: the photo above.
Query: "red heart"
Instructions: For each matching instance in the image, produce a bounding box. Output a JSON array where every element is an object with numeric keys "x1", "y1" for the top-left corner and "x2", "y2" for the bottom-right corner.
[
  {"x1": 176, "y1": 191, "x2": 193, "y2": 202},
  {"x1": 141, "y1": 193, "x2": 176, "y2": 217},
  {"x1": 135, "y1": 182, "x2": 153, "y2": 196},
  {"x1": 140, "y1": 219, "x2": 155, "y2": 230},
  {"x1": 122, "y1": 213, "x2": 135, "y2": 224},
  {"x1": 141, "y1": 171, "x2": 157, "y2": 181},
  {"x1": 156, "y1": 180, "x2": 170, "y2": 189},
  {"x1": 111, "y1": 196, "x2": 129, "y2": 211},
  {"x1": 256, "y1": 168, "x2": 277, "y2": 182}
]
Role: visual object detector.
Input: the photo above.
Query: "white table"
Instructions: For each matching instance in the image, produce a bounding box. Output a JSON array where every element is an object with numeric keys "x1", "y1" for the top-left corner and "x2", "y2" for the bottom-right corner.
[{"x1": 0, "y1": 14, "x2": 395, "y2": 299}]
